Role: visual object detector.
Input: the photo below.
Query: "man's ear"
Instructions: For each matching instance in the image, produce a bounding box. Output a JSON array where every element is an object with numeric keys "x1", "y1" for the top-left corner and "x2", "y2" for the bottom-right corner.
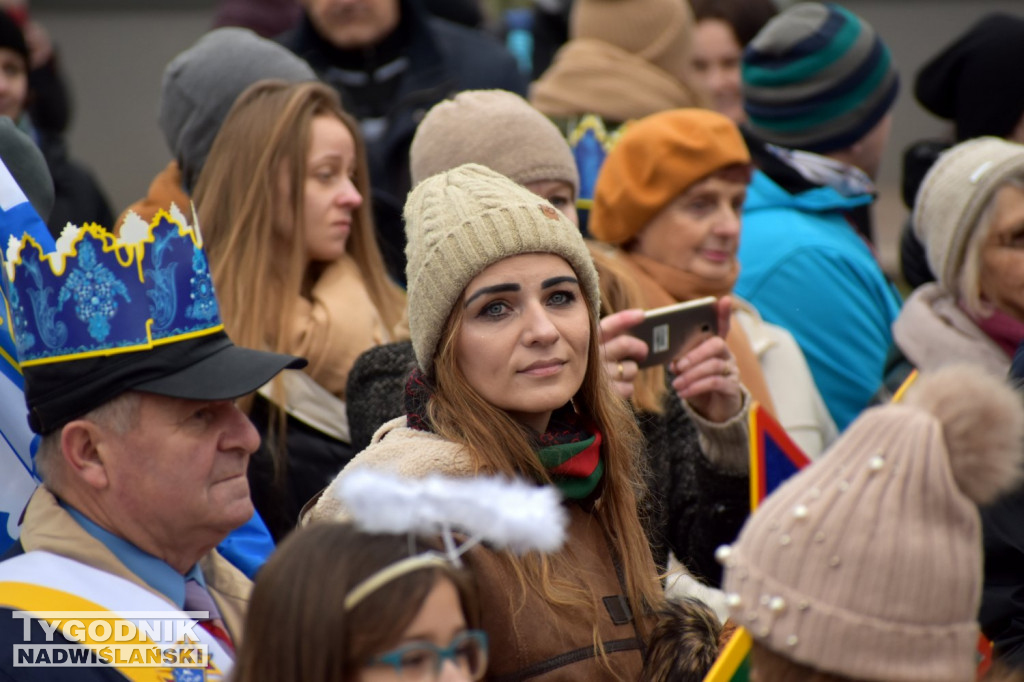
[{"x1": 60, "y1": 420, "x2": 112, "y2": 490}]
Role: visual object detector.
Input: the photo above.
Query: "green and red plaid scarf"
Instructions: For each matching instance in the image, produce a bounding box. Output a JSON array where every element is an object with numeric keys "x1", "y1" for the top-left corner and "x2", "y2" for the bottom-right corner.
[{"x1": 404, "y1": 368, "x2": 604, "y2": 499}]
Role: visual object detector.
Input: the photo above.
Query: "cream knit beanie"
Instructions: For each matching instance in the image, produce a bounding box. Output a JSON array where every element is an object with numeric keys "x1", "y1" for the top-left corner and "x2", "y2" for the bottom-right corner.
[
  {"x1": 404, "y1": 163, "x2": 600, "y2": 374},
  {"x1": 719, "y1": 365, "x2": 1024, "y2": 682},
  {"x1": 570, "y1": 0, "x2": 694, "y2": 84},
  {"x1": 409, "y1": 90, "x2": 579, "y2": 195},
  {"x1": 913, "y1": 137, "x2": 1024, "y2": 293}
]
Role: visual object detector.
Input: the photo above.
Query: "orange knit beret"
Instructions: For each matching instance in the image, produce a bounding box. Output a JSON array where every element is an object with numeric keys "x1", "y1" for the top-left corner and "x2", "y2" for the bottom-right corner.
[{"x1": 590, "y1": 108, "x2": 751, "y2": 245}]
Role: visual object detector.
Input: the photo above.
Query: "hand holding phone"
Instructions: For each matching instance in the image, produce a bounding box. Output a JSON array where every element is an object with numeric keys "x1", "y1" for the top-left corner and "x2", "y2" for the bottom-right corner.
[{"x1": 628, "y1": 297, "x2": 718, "y2": 368}]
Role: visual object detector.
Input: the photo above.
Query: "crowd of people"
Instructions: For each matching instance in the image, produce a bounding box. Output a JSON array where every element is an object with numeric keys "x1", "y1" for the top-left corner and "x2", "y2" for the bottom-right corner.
[{"x1": 1, "y1": 0, "x2": 1024, "y2": 680}]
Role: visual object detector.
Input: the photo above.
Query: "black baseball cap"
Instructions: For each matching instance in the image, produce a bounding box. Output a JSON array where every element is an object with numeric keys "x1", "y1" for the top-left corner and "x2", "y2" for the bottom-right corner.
[{"x1": 24, "y1": 330, "x2": 306, "y2": 434}]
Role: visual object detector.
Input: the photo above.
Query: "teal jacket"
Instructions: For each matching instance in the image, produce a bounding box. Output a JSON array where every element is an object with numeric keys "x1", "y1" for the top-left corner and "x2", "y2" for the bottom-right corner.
[{"x1": 736, "y1": 170, "x2": 902, "y2": 431}]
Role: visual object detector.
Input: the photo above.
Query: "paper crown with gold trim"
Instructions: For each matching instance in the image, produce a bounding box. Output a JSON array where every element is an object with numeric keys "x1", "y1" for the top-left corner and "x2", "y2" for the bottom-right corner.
[
  {"x1": 6, "y1": 207, "x2": 219, "y2": 365},
  {"x1": 2, "y1": 206, "x2": 304, "y2": 434}
]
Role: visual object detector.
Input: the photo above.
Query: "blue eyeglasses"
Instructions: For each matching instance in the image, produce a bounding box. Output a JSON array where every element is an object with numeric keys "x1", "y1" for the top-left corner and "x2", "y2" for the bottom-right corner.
[{"x1": 370, "y1": 629, "x2": 488, "y2": 680}]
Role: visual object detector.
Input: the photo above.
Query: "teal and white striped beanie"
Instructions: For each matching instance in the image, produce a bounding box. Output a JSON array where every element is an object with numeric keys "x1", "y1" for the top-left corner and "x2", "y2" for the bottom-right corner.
[{"x1": 741, "y1": 2, "x2": 899, "y2": 153}]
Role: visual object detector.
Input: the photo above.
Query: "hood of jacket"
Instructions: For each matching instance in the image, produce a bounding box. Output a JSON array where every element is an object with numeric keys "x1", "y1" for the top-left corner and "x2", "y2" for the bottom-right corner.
[{"x1": 744, "y1": 169, "x2": 874, "y2": 215}]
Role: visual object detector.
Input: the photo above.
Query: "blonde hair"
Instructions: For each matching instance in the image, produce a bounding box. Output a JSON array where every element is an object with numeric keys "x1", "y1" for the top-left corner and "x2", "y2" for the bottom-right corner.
[
  {"x1": 193, "y1": 80, "x2": 405, "y2": 464},
  {"x1": 959, "y1": 176, "x2": 1024, "y2": 317},
  {"x1": 427, "y1": 278, "x2": 664, "y2": 669}
]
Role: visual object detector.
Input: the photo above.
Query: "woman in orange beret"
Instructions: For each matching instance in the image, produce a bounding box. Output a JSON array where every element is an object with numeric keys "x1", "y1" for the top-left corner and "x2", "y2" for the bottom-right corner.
[{"x1": 590, "y1": 108, "x2": 836, "y2": 457}]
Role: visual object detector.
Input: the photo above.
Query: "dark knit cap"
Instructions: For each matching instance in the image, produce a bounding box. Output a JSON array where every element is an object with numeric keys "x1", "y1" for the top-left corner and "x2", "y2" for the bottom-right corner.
[
  {"x1": 158, "y1": 27, "x2": 316, "y2": 193},
  {"x1": 915, "y1": 13, "x2": 1024, "y2": 142},
  {"x1": 0, "y1": 11, "x2": 27, "y2": 63},
  {"x1": 741, "y1": 2, "x2": 899, "y2": 153}
]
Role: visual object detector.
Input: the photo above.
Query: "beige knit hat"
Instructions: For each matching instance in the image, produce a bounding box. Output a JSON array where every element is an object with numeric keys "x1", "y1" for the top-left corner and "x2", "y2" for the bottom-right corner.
[
  {"x1": 409, "y1": 90, "x2": 579, "y2": 195},
  {"x1": 404, "y1": 163, "x2": 600, "y2": 373},
  {"x1": 720, "y1": 365, "x2": 1024, "y2": 682},
  {"x1": 913, "y1": 137, "x2": 1024, "y2": 293},
  {"x1": 570, "y1": 0, "x2": 694, "y2": 84}
]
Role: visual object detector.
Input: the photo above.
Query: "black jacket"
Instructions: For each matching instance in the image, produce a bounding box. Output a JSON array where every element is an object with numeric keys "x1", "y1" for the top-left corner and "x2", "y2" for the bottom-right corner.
[
  {"x1": 246, "y1": 395, "x2": 357, "y2": 543},
  {"x1": 979, "y1": 343, "x2": 1024, "y2": 667},
  {"x1": 279, "y1": 2, "x2": 527, "y2": 284}
]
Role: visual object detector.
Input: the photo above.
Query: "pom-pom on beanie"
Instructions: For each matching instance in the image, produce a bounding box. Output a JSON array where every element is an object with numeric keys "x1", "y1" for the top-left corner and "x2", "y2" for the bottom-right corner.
[
  {"x1": 741, "y1": 2, "x2": 899, "y2": 153},
  {"x1": 720, "y1": 365, "x2": 1024, "y2": 682},
  {"x1": 404, "y1": 163, "x2": 600, "y2": 374}
]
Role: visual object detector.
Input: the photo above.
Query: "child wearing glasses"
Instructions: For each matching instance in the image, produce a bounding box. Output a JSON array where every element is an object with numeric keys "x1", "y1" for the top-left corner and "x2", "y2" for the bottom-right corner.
[{"x1": 232, "y1": 522, "x2": 486, "y2": 682}]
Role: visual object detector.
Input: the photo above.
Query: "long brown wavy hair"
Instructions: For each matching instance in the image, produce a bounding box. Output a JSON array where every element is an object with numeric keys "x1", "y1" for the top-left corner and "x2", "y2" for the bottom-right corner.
[
  {"x1": 193, "y1": 80, "x2": 405, "y2": 465},
  {"x1": 426, "y1": 269, "x2": 664, "y2": 667},
  {"x1": 195, "y1": 79, "x2": 404, "y2": 376}
]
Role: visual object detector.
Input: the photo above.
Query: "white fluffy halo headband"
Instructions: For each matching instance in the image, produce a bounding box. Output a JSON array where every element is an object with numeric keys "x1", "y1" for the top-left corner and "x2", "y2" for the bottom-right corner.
[{"x1": 336, "y1": 471, "x2": 570, "y2": 611}]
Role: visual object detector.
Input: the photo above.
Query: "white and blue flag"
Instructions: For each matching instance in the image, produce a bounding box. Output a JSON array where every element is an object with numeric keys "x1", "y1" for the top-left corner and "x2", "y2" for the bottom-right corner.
[{"x1": 0, "y1": 155, "x2": 54, "y2": 553}]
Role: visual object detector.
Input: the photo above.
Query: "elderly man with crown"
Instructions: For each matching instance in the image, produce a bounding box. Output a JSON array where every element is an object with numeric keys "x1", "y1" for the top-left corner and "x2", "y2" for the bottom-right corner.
[{"x1": 0, "y1": 186, "x2": 304, "y2": 679}]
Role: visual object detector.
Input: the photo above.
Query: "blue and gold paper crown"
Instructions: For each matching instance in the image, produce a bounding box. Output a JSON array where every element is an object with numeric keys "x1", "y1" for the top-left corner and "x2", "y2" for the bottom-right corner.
[{"x1": 3, "y1": 207, "x2": 223, "y2": 367}]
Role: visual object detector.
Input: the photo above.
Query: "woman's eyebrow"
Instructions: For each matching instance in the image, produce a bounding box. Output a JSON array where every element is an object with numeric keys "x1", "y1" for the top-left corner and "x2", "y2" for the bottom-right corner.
[
  {"x1": 464, "y1": 283, "x2": 520, "y2": 307},
  {"x1": 542, "y1": 276, "x2": 579, "y2": 289}
]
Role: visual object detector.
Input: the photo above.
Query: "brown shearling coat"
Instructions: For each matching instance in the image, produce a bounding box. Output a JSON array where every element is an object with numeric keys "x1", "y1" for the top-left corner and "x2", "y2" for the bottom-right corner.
[{"x1": 310, "y1": 418, "x2": 655, "y2": 681}]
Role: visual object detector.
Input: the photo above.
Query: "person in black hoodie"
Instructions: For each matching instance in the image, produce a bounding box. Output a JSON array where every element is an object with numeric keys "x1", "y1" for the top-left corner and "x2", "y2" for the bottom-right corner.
[{"x1": 278, "y1": 0, "x2": 527, "y2": 285}]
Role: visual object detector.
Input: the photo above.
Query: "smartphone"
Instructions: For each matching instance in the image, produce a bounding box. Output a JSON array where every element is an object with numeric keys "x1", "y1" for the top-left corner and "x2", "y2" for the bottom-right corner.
[{"x1": 628, "y1": 296, "x2": 718, "y2": 368}]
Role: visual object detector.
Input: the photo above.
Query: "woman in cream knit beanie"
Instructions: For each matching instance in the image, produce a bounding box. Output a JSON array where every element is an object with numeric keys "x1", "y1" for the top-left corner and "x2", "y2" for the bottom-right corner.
[
  {"x1": 403, "y1": 162, "x2": 598, "y2": 374},
  {"x1": 399, "y1": 97, "x2": 757, "y2": 601},
  {"x1": 408, "y1": 88, "x2": 660, "y2": 406},
  {"x1": 318, "y1": 162, "x2": 702, "y2": 679},
  {"x1": 882, "y1": 137, "x2": 1024, "y2": 393},
  {"x1": 720, "y1": 365, "x2": 1024, "y2": 681},
  {"x1": 314, "y1": 162, "x2": 751, "y2": 679}
]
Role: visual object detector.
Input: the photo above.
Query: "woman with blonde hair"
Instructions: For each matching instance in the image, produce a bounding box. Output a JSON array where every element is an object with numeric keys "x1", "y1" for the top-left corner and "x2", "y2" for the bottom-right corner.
[
  {"x1": 194, "y1": 79, "x2": 406, "y2": 540},
  {"x1": 311, "y1": 163, "x2": 746, "y2": 679}
]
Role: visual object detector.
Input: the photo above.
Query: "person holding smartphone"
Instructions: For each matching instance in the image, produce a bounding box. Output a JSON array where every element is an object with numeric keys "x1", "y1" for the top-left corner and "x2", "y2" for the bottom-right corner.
[{"x1": 591, "y1": 108, "x2": 836, "y2": 458}]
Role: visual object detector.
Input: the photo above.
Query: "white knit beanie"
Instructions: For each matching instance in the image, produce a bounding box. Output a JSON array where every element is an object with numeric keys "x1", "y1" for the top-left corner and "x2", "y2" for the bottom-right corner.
[
  {"x1": 913, "y1": 137, "x2": 1024, "y2": 293},
  {"x1": 404, "y1": 163, "x2": 600, "y2": 374},
  {"x1": 409, "y1": 90, "x2": 580, "y2": 195},
  {"x1": 720, "y1": 365, "x2": 1024, "y2": 682}
]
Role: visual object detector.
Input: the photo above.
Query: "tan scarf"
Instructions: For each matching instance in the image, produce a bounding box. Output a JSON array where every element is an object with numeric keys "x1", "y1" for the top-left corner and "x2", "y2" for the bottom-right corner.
[
  {"x1": 529, "y1": 39, "x2": 706, "y2": 122},
  {"x1": 287, "y1": 254, "x2": 395, "y2": 400},
  {"x1": 624, "y1": 252, "x2": 778, "y2": 416}
]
